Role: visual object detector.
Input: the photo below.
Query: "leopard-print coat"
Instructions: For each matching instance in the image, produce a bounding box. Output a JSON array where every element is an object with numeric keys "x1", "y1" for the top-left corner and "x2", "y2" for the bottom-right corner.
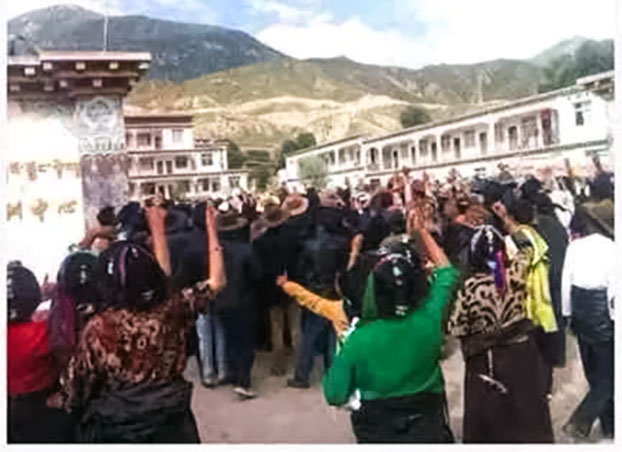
[
  {"x1": 60, "y1": 286, "x2": 212, "y2": 411},
  {"x1": 448, "y1": 249, "x2": 532, "y2": 338}
]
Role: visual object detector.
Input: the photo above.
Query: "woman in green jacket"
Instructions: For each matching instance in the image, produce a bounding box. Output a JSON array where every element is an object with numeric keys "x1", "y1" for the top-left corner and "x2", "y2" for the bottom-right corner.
[{"x1": 322, "y1": 208, "x2": 458, "y2": 443}]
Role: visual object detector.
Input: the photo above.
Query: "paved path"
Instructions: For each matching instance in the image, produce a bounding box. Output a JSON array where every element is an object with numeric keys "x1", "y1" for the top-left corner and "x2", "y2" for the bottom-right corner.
[{"x1": 185, "y1": 332, "x2": 608, "y2": 443}]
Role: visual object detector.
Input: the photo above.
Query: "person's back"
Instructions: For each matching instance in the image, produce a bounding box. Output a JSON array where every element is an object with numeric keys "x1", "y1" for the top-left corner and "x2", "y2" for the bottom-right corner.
[{"x1": 336, "y1": 282, "x2": 450, "y2": 401}]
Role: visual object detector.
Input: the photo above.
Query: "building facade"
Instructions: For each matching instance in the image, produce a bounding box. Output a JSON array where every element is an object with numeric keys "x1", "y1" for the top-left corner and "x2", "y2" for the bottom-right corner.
[
  {"x1": 284, "y1": 71, "x2": 615, "y2": 190},
  {"x1": 6, "y1": 50, "x2": 150, "y2": 279},
  {"x1": 125, "y1": 112, "x2": 249, "y2": 201}
]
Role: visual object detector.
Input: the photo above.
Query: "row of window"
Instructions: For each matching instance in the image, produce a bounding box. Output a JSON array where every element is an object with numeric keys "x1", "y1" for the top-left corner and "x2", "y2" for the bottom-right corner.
[
  {"x1": 126, "y1": 129, "x2": 185, "y2": 148},
  {"x1": 136, "y1": 153, "x2": 215, "y2": 173}
]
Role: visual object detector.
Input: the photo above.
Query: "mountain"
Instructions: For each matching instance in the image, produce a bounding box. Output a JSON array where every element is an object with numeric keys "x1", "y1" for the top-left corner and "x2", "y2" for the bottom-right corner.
[
  {"x1": 8, "y1": 4, "x2": 285, "y2": 81},
  {"x1": 530, "y1": 36, "x2": 592, "y2": 67},
  {"x1": 9, "y1": 6, "x2": 614, "y2": 154},
  {"x1": 126, "y1": 56, "x2": 544, "y2": 149}
]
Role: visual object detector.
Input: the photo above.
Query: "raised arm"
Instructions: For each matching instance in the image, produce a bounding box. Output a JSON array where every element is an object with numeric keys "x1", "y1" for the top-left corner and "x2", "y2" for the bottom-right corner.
[
  {"x1": 407, "y1": 206, "x2": 450, "y2": 268},
  {"x1": 204, "y1": 206, "x2": 226, "y2": 294},
  {"x1": 347, "y1": 233, "x2": 364, "y2": 270},
  {"x1": 145, "y1": 206, "x2": 171, "y2": 276}
]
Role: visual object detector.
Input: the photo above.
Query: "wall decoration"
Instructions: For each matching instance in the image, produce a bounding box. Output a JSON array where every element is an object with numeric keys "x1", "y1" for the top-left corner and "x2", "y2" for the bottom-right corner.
[
  {"x1": 7, "y1": 202, "x2": 22, "y2": 221},
  {"x1": 75, "y1": 96, "x2": 126, "y2": 155},
  {"x1": 58, "y1": 200, "x2": 78, "y2": 214},
  {"x1": 30, "y1": 199, "x2": 49, "y2": 222}
]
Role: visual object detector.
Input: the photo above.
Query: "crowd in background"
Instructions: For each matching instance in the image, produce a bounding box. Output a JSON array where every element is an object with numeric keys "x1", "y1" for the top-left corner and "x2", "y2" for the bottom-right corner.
[{"x1": 7, "y1": 159, "x2": 615, "y2": 443}]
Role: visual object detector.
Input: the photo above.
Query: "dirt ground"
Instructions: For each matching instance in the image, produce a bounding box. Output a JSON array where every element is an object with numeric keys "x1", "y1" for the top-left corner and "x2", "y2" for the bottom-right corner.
[{"x1": 185, "y1": 331, "x2": 610, "y2": 444}]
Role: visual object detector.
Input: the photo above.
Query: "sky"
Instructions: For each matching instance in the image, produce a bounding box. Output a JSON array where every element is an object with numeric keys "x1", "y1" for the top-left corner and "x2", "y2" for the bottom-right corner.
[{"x1": 6, "y1": 0, "x2": 617, "y2": 69}]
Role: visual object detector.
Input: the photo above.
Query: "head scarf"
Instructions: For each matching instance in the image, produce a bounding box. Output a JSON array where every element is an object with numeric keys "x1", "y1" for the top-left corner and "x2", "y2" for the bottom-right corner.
[
  {"x1": 7, "y1": 261, "x2": 41, "y2": 323},
  {"x1": 360, "y1": 242, "x2": 428, "y2": 322},
  {"x1": 470, "y1": 225, "x2": 507, "y2": 295}
]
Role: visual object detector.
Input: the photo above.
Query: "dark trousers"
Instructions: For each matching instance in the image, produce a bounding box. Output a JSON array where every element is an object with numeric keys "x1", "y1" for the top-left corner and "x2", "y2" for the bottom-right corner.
[
  {"x1": 293, "y1": 309, "x2": 335, "y2": 384},
  {"x1": 221, "y1": 307, "x2": 256, "y2": 388},
  {"x1": 569, "y1": 336, "x2": 614, "y2": 437},
  {"x1": 351, "y1": 392, "x2": 454, "y2": 443}
]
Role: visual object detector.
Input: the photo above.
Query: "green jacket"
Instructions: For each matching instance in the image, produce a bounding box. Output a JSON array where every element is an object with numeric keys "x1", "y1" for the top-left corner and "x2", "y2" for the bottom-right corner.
[{"x1": 322, "y1": 266, "x2": 459, "y2": 406}]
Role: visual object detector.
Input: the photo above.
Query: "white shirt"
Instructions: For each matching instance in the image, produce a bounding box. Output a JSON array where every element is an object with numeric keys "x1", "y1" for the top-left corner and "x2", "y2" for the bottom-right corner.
[{"x1": 561, "y1": 234, "x2": 616, "y2": 320}]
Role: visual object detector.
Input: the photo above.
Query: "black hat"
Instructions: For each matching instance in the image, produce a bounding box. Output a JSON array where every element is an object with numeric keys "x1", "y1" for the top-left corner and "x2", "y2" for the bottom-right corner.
[{"x1": 7, "y1": 262, "x2": 41, "y2": 323}]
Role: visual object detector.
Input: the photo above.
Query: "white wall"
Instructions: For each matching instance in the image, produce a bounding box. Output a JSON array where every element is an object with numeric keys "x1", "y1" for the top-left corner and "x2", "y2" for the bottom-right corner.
[{"x1": 6, "y1": 103, "x2": 86, "y2": 281}]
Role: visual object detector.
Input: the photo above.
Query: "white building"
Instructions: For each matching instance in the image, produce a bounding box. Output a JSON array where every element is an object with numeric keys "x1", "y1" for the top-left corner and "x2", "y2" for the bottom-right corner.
[
  {"x1": 125, "y1": 110, "x2": 249, "y2": 201},
  {"x1": 285, "y1": 71, "x2": 614, "y2": 189}
]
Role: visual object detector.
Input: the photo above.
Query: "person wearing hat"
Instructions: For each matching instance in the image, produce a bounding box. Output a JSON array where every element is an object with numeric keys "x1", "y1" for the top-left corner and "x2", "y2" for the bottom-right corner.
[
  {"x1": 285, "y1": 189, "x2": 355, "y2": 388},
  {"x1": 216, "y1": 210, "x2": 263, "y2": 398},
  {"x1": 252, "y1": 204, "x2": 293, "y2": 374},
  {"x1": 321, "y1": 208, "x2": 458, "y2": 443},
  {"x1": 7, "y1": 262, "x2": 72, "y2": 443},
  {"x1": 560, "y1": 206, "x2": 615, "y2": 440}
]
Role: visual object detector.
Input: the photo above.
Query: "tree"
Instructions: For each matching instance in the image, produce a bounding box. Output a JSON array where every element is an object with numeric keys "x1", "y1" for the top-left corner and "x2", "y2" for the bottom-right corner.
[
  {"x1": 298, "y1": 155, "x2": 327, "y2": 189},
  {"x1": 251, "y1": 167, "x2": 271, "y2": 190},
  {"x1": 538, "y1": 41, "x2": 614, "y2": 93},
  {"x1": 400, "y1": 106, "x2": 432, "y2": 129},
  {"x1": 281, "y1": 139, "x2": 299, "y2": 156},
  {"x1": 227, "y1": 141, "x2": 246, "y2": 169},
  {"x1": 295, "y1": 132, "x2": 317, "y2": 150}
]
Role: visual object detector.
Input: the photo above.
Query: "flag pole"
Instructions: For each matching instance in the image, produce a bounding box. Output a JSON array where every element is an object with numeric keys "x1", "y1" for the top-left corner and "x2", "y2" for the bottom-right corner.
[{"x1": 103, "y1": 0, "x2": 109, "y2": 51}]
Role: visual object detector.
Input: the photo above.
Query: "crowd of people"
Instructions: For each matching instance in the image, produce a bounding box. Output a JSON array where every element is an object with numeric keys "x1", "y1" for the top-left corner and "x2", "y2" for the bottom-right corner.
[{"x1": 7, "y1": 162, "x2": 615, "y2": 443}]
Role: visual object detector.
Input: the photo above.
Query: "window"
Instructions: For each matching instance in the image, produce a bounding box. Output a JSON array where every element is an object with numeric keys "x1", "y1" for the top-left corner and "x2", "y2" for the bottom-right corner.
[
  {"x1": 139, "y1": 157, "x2": 154, "y2": 171},
  {"x1": 156, "y1": 161, "x2": 164, "y2": 175},
  {"x1": 479, "y1": 132, "x2": 488, "y2": 154},
  {"x1": 212, "y1": 179, "x2": 221, "y2": 193},
  {"x1": 230, "y1": 176, "x2": 240, "y2": 188},
  {"x1": 125, "y1": 133, "x2": 133, "y2": 148},
  {"x1": 142, "y1": 183, "x2": 155, "y2": 195},
  {"x1": 392, "y1": 150, "x2": 399, "y2": 168},
  {"x1": 178, "y1": 180, "x2": 191, "y2": 193},
  {"x1": 508, "y1": 126, "x2": 518, "y2": 150},
  {"x1": 453, "y1": 138, "x2": 461, "y2": 159},
  {"x1": 419, "y1": 140, "x2": 428, "y2": 156},
  {"x1": 166, "y1": 161, "x2": 173, "y2": 174},
  {"x1": 201, "y1": 152, "x2": 213, "y2": 166},
  {"x1": 464, "y1": 130, "x2": 476, "y2": 148},
  {"x1": 172, "y1": 129, "x2": 183, "y2": 143},
  {"x1": 137, "y1": 133, "x2": 151, "y2": 147},
  {"x1": 369, "y1": 148, "x2": 378, "y2": 165},
  {"x1": 410, "y1": 146, "x2": 416, "y2": 163},
  {"x1": 200, "y1": 178, "x2": 210, "y2": 192},
  {"x1": 175, "y1": 156, "x2": 188, "y2": 169},
  {"x1": 574, "y1": 102, "x2": 590, "y2": 126},
  {"x1": 431, "y1": 142, "x2": 438, "y2": 162},
  {"x1": 154, "y1": 136, "x2": 162, "y2": 150}
]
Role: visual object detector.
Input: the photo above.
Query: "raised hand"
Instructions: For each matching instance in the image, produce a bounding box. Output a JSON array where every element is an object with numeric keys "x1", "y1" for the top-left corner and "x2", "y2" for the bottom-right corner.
[{"x1": 276, "y1": 273, "x2": 288, "y2": 287}]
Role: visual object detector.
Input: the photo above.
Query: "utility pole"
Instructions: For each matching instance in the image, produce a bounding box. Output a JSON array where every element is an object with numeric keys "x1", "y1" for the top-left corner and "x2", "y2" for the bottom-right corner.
[{"x1": 103, "y1": 0, "x2": 109, "y2": 51}]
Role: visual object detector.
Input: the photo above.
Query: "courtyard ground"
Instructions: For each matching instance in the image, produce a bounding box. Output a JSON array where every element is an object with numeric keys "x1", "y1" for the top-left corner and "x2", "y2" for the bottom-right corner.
[{"x1": 185, "y1": 331, "x2": 609, "y2": 443}]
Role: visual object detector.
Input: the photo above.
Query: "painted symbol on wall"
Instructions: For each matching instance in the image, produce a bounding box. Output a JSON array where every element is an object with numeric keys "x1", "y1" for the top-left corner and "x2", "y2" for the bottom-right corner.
[
  {"x1": 31, "y1": 199, "x2": 49, "y2": 222},
  {"x1": 58, "y1": 200, "x2": 78, "y2": 214},
  {"x1": 7, "y1": 202, "x2": 22, "y2": 221}
]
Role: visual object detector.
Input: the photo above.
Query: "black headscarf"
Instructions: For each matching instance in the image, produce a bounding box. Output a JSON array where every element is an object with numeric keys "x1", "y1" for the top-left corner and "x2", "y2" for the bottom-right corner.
[
  {"x1": 96, "y1": 241, "x2": 168, "y2": 311},
  {"x1": 7, "y1": 261, "x2": 41, "y2": 323}
]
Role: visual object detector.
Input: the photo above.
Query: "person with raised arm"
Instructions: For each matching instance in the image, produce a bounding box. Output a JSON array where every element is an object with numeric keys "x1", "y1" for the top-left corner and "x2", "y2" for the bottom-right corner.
[
  {"x1": 279, "y1": 205, "x2": 458, "y2": 443},
  {"x1": 58, "y1": 204, "x2": 225, "y2": 443}
]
